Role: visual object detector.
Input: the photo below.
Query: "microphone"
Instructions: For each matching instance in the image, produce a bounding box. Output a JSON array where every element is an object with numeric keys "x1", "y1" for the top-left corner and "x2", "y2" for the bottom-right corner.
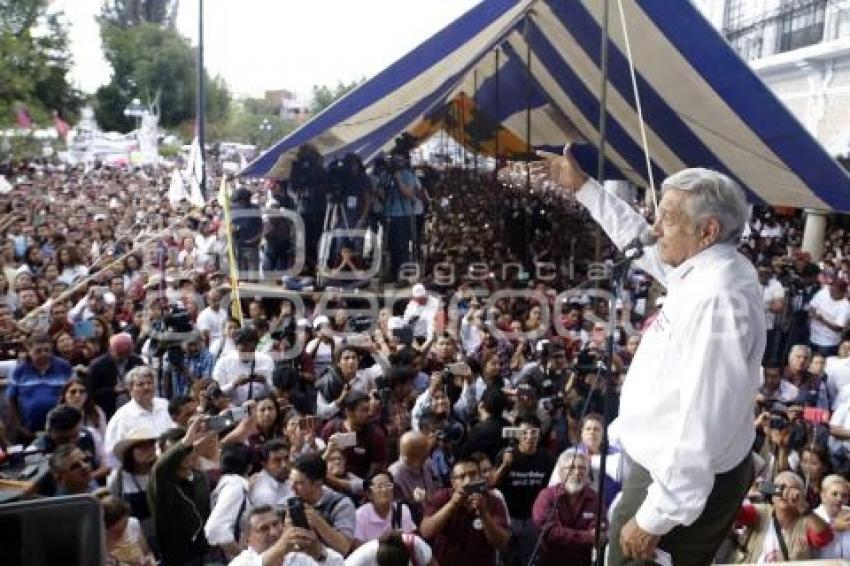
[{"x1": 623, "y1": 229, "x2": 656, "y2": 260}]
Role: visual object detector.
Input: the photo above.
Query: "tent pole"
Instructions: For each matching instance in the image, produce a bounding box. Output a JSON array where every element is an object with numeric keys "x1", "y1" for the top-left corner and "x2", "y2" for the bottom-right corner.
[
  {"x1": 523, "y1": 15, "x2": 532, "y2": 191},
  {"x1": 494, "y1": 47, "x2": 501, "y2": 180},
  {"x1": 594, "y1": 0, "x2": 610, "y2": 264},
  {"x1": 473, "y1": 69, "x2": 479, "y2": 175}
]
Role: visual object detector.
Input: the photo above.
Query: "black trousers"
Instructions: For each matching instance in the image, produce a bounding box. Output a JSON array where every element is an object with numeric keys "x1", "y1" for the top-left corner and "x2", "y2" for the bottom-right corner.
[{"x1": 607, "y1": 453, "x2": 753, "y2": 566}]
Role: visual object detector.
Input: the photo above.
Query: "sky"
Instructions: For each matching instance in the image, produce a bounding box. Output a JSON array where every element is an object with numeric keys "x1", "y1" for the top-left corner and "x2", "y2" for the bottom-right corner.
[{"x1": 53, "y1": 0, "x2": 481, "y2": 102}]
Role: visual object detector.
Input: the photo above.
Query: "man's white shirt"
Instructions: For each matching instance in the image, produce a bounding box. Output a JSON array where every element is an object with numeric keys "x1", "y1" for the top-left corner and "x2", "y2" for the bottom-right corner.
[
  {"x1": 762, "y1": 278, "x2": 785, "y2": 331},
  {"x1": 825, "y1": 356, "x2": 850, "y2": 408},
  {"x1": 197, "y1": 306, "x2": 227, "y2": 344},
  {"x1": 212, "y1": 351, "x2": 274, "y2": 405},
  {"x1": 250, "y1": 470, "x2": 292, "y2": 508},
  {"x1": 809, "y1": 288, "x2": 850, "y2": 347},
  {"x1": 576, "y1": 179, "x2": 765, "y2": 536},
  {"x1": 104, "y1": 397, "x2": 176, "y2": 466}
]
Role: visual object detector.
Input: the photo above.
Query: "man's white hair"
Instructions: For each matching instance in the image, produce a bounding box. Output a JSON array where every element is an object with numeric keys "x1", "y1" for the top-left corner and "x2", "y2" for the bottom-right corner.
[
  {"x1": 788, "y1": 344, "x2": 811, "y2": 361},
  {"x1": 556, "y1": 449, "x2": 589, "y2": 482},
  {"x1": 662, "y1": 167, "x2": 749, "y2": 245},
  {"x1": 125, "y1": 365, "x2": 154, "y2": 388},
  {"x1": 775, "y1": 470, "x2": 804, "y2": 491}
]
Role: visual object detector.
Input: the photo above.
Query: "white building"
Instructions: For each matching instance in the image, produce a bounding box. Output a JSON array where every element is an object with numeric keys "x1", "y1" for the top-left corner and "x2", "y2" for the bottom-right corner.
[
  {"x1": 694, "y1": 0, "x2": 850, "y2": 259},
  {"x1": 694, "y1": 0, "x2": 850, "y2": 155}
]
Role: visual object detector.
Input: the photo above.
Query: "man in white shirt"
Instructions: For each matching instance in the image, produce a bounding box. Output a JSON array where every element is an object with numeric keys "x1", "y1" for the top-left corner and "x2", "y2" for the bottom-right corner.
[
  {"x1": 826, "y1": 339, "x2": 850, "y2": 408},
  {"x1": 104, "y1": 366, "x2": 176, "y2": 466},
  {"x1": 213, "y1": 328, "x2": 274, "y2": 405},
  {"x1": 228, "y1": 505, "x2": 344, "y2": 566},
  {"x1": 196, "y1": 288, "x2": 227, "y2": 346},
  {"x1": 758, "y1": 260, "x2": 786, "y2": 362},
  {"x1": 537, "y1": 152, "x2": 763, "y2": 564},
  {"x1": 403, "y1": 283, "x2": 439, "y2": 343},
  {"x1": 250, "y1": 439, "x2": 292, "y2": 507},
  {"x1": 809, "y1": 279, "x2": 850, "y2": 357}
]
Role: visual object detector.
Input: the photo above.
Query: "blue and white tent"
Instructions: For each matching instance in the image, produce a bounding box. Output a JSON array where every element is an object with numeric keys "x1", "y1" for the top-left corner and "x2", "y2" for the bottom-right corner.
[{"x1": 241, "y1": 0, "x2": 850, "y2": 211}]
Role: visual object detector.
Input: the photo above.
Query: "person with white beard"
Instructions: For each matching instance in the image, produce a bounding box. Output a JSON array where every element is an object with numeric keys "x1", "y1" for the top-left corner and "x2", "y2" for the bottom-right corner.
[{"x1": 531, "y1": 450, "x2": 600, "y2": 566}]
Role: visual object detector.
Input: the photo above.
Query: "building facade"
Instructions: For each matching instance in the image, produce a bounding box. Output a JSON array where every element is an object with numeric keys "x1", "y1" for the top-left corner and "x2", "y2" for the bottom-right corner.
[{"x1": 694, "y1": 0, "x2": 850, "y2": 156}]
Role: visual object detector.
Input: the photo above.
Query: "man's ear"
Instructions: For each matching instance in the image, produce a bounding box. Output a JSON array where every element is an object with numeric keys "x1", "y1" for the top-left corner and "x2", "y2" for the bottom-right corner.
[{"x1": 703, "y1": 217, "x2": 722, "y2": 247}]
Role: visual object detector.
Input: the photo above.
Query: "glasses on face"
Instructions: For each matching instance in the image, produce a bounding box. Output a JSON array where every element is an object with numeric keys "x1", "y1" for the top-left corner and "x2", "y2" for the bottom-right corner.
[
  {"x1": 371, "y1": 482, "x2": 394, "y2": 491},
  {"x1": 30, "y1": 346, "x2": 52, "y2": 355}
]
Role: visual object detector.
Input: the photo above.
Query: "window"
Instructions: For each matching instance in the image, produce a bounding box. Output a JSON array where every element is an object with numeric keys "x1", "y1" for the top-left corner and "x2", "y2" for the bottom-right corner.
[{"x1": 778, "y1": 0, "x2": 826, "y2": 53}]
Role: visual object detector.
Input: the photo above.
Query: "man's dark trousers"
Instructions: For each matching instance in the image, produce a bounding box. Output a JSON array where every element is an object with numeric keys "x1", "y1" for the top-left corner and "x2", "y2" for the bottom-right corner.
[{"x1": 607, "y1": 453, "x2": 753, "y2": 566}]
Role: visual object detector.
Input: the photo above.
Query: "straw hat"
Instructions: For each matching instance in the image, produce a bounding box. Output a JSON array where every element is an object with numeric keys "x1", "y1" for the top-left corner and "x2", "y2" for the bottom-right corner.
[{"x1": 113, "y1": 427, "x2": 158, "y2": 462}]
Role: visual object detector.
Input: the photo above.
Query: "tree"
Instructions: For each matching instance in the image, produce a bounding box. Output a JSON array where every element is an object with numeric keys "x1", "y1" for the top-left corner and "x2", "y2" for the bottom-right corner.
[
  {"x1": 94, "y1": 21, "x2": 230, "y2": 131},
  {"x1": 99, "y1": 0, "x2": 179, "y2": 29},
  {"x1": 310, "y1": 78, "x2": 364, "y2": 114},
  {"x1": 210, "y1": 98, "x2": 296, "y2": 145},
  {"x1": 0, "y1": 0, "x2": 84, "y2": 126}
]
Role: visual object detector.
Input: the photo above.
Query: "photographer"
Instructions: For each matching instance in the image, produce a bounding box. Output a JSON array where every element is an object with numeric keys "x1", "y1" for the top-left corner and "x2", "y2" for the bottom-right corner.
[
  {"x1": 457, "y1": 386, "x2": 509, "y2": 463},
  {"x1": 231, "y1": 188, "x2": 263, "y2": 275},
  {"x1": 315, "y1": 345, "x2": 382, "y2": 420},
  {"x1": 380, "y1": 146, "x2": 418, "y2": 280},
  {"x1": 320, "y1": 390, "x2": 387, "y2": 480},
  {"x1": 290, "y1": 144, "x2": 328, "y2": 267},
  {"x1": 732, "y1": 471, "x2": 832, "y2": 562},
  {"x1": 492, "y1": 415, "x2": 555, "y2": 566},
  {"x1": 420, "y1": 456, "x2": 510, "y2": 566},
  {"x1": 212, "y1": 328, "x2": 274, "y2": 405}
]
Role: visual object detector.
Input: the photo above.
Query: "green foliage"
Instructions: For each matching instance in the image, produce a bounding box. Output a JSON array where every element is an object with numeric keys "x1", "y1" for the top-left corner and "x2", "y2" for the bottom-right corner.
[
  {"x1": 99, "y1": 0, "x2": 179, "y2": 29},
  {"x1": 209, "y1": 98, "x2": 296, "y2": 145},
  {"x1": 0, "y1": 0, "x2": 84, "y2": 126},
  {"x1": 310, "y1": 78, "x2": 364, "y2": 114},
  {"x1": 95, "y1": 22, "x2": 231, "y2": 132}
]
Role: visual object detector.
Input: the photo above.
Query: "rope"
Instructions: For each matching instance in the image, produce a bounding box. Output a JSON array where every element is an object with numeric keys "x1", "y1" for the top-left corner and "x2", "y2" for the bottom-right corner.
[{"x1": 616, "y1": 0, "x2": 658, "y2": 213}]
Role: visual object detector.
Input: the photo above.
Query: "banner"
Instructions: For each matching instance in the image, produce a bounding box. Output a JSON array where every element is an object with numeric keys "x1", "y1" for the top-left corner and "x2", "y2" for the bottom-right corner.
[{"x1": 218, "y1": 177, "x2": 243, "y2": 325}]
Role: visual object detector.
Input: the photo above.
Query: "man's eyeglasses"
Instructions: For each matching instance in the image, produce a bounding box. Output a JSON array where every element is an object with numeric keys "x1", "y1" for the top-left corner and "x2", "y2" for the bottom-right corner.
[{"x1": 371, "y1": 482, "x2": 394, "y2": 491}]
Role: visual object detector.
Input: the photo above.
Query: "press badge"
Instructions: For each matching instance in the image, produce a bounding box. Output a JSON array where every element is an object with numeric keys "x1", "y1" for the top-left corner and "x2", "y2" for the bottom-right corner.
[
  {"x1": 582, "y1": 512, "x2": 595, "y2": 519},
  {"x1": 347, "y1": 196, "x2": 357, "y2": 209}
]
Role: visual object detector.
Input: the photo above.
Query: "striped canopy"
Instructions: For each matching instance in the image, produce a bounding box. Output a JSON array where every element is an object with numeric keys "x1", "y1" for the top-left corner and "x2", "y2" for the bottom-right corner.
[{"x1": 241, "y1": 0, "x2": 850, "y2": 211}]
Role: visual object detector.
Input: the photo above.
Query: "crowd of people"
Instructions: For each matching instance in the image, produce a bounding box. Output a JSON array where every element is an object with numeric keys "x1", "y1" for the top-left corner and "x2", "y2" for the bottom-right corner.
[{"x1": 2, "y1": 145, "x2": 850, "y2": 565}]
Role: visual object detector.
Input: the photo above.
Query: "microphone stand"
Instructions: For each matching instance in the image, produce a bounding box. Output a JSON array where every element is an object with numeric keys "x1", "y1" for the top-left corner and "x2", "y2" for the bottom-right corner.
[{"x1": 592, "y1": 247, "x2": 643, "y2": 566}]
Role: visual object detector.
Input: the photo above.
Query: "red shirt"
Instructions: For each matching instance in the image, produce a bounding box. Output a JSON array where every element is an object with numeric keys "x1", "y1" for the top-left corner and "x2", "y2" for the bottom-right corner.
[{"x1": 422, "y1": 488, "x2": 510, "y2": 566}]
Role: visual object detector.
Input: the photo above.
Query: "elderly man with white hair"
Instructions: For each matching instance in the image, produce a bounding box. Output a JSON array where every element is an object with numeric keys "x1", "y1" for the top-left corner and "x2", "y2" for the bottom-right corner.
[
  {"x1": 104, "y1": 365, "x2": 175, "y2": 466},
  {"x1": 536, "y1": 151, "x2": 765, "y2": 564},
  {"x1": 532, "y1": 450, "x2": 599, "y2": 566}
]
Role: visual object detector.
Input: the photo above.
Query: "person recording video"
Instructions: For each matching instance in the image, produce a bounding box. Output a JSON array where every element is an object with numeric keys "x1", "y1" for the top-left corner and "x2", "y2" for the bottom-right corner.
[{"x1": 420, "y1": 456, "x2": 510, "y2": 566}]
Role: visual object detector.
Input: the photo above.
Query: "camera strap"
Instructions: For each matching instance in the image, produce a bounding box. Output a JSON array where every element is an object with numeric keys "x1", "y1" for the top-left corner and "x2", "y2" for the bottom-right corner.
[{"x1": 771, "y1": 511, "x2": 790, "y2": 561}]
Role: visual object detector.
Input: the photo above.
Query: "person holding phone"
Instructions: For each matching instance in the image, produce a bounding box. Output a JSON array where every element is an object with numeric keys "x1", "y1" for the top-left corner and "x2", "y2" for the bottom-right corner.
[
  {"x1": 228, "y1": 505, "x2": 344, "y2": 566},
  {"x1": 814, "y1": 474, "x2": 850, "y2": 559},
  {"x1": 287, "y1": 453, "x2": 356, "y2": 557}
]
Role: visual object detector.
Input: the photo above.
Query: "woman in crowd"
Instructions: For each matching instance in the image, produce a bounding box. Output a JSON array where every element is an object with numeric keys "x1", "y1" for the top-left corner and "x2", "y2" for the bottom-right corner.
[
  {"x1": 354, "y1": 471, "x2": 416, "y2": 542},
  {"x1": 106, "y1": 428, "x2": 158, "y2": 548},
  {"x1": 284, "y1": 412, "x2": 325, "y2": 460},
  {"x1": 56, "y1": 245, "x2": 89, "y2": 285},
  {"x1": 221, "y1": 393, "x2": 283, "y2": 471},
  {"x1": 59, "y1": 376, "x2": 107, "y2": 442},
  {"x1": 796, "y1": 443, "x2": 832, "y2": 509}
]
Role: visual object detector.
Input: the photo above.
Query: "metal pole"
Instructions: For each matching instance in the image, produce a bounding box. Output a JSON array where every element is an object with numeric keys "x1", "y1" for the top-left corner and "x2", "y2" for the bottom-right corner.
[
  {"x1": 473, "y1": 69, "x2": 479, "y2": 175},
  {"x1": 494, "y1": 47, "x2": 501, "y2": 179},
  {"x1": 593, "y1": 3, "x2": 612, "y2": 565},
  {"x1": 197, "y1": 0, "x2": 206, "y2": 199},
  {"x1": 594, "y1": 0, "x2": 610, "y2": 263},
  {"x1": 523, "y1": 16, "x2": 533, "y2": 191}
]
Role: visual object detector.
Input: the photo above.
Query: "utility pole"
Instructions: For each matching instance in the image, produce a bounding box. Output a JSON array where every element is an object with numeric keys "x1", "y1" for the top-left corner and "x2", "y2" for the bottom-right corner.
[{"x1": 197, "y1": 0, "x2": 206, "y2": 198}]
